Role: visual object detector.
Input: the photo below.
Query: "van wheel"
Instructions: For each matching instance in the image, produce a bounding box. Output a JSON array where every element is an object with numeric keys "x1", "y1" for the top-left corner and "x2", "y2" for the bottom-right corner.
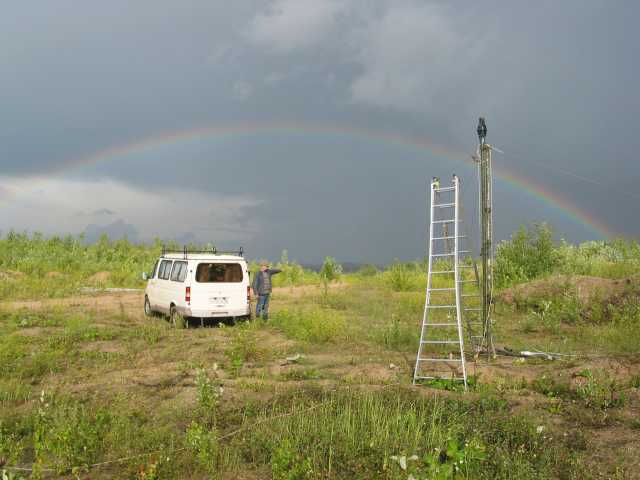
[
  {"x1": 169, "y1": 305, "x2": 177, "y2": 327},
  {"x1": 144, "y1": 296, "x2": 152, "y2": 317}
]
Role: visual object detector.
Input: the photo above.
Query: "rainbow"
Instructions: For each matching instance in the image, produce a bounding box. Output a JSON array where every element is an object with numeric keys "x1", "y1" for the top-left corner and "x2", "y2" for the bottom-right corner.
[{"x1": 35, "y1": 122, "x2": 615, "y2": 238}]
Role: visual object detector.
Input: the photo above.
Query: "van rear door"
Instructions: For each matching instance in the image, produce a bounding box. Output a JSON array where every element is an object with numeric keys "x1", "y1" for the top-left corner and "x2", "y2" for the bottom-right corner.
[{"x1": 190, "y1": 262, "x2": 246, "y2": 313}]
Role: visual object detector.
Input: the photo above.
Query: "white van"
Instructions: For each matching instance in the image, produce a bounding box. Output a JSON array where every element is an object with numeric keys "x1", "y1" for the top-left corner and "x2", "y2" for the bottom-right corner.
[{"x1": 143, "y1": 248, "x2": 251, "y2": 325}]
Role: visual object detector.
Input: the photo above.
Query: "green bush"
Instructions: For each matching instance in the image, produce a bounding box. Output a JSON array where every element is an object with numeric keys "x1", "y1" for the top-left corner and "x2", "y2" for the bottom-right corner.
[
  {"x1": 494, "y1": 223, "x2": 561, "y2": 288},
  {"x1": 319, "y1": 257, "x2": 342, "y2": 295}
]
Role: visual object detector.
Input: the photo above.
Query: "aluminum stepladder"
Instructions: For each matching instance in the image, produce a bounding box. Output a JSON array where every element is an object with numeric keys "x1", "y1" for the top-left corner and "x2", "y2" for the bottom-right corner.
[{"x1": 413, "y1": 175, "x2": 483, "y2": 390}]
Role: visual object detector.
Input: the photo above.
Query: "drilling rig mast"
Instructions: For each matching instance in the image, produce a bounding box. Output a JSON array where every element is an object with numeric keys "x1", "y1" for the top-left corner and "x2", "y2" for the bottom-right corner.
[{"x1": 476, "y1": 118, "x2": 496, "y2": 359}]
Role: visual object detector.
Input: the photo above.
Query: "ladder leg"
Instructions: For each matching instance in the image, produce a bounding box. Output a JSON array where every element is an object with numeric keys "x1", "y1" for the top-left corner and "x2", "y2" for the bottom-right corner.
[{"x1": 413, "y1": 179, "x2": 436, "y2": 384}]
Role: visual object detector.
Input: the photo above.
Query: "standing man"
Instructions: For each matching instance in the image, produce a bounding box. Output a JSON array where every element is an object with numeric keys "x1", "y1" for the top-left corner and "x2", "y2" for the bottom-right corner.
[{"x1": 251, "y1": 261, "x2": 282, "y2": 320}]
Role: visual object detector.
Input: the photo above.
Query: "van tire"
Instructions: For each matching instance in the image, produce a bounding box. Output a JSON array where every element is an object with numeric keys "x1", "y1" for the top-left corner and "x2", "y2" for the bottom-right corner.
[
  {"x1": 144, "y1": 296, "x2": 152, "y2": 317},
  {"x1": 169, "y1": 305, "x2": 177, "y2": 327}
]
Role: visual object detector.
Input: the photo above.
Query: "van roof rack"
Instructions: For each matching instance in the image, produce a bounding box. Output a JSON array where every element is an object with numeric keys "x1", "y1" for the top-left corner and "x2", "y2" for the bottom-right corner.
[{"x1": 161, "y1": 245, "x2": 244, "y2": 259}]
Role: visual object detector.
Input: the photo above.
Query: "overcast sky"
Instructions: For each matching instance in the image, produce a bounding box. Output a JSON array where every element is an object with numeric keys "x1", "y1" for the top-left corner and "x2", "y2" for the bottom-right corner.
[{"x1": 1, "y1": 1, "x2": 639, "y2": 263}]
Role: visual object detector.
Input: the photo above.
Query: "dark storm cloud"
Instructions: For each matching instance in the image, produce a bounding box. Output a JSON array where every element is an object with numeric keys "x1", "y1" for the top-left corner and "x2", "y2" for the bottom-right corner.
[{"x1": 1, "y1": 1, "x2": 639, "y2": 262}]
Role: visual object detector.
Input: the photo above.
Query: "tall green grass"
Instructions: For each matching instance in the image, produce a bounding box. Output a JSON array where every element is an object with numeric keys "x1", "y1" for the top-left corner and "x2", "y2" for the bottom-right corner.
[
  {"x1": 228, "y1": 388, "x2": 585, "y2": 479},
  {"x1": 271, "y1": 308, "x2": 348, "y2": 343}
]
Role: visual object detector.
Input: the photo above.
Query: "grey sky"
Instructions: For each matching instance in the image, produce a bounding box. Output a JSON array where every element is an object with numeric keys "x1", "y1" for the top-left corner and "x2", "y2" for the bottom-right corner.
[{"x1": 1, "y1": 1, "x2": 638, "y2": 263}]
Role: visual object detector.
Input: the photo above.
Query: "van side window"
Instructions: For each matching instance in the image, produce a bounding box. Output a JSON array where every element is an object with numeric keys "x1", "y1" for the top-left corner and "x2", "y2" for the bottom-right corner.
[
  {"x1": 152, "y1": 260, "x2": 159, "y2": 278},
  {"x1": 159, "y1": 260, "x2": 173, "y2": 280},
  {"x1": 171, "y1": 261, "x2": 188, "y2": 282}
]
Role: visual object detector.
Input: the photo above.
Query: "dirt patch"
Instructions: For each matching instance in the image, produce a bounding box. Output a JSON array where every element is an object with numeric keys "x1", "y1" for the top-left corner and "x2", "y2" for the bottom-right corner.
[
  {"x1": 0, "y1": 270, "x2": 26, "y2": 281},
  {"x1": 81, "y1": 340, "x2": 124, "y2": 354},
  {"x1": 15, "y1": 326, "x2": 46, "y2": 337},
  {"x1": 87, "y1": 271, "x2": 111, "y2": 285},
  {"x1": 3, "y1": 291, "x2": 144, "y2": 317},
  {"x1": 45, "y1": 271, "x2": 65, "y2": 278}
]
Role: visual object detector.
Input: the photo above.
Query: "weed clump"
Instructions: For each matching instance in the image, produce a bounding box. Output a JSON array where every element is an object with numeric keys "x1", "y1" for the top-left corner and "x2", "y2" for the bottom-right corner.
[
  {"x1": 224, "y1": 323, "x2": 261, "y2": 376},
  {"x1": 271, "y1": 308, "x2": 347, "y2": 343}
]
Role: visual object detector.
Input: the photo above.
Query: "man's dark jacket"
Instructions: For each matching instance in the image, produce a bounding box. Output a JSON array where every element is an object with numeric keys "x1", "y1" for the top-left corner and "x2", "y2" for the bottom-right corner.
[{"x1": 252, "y1": 268, "x2": 282, "y2": 295}]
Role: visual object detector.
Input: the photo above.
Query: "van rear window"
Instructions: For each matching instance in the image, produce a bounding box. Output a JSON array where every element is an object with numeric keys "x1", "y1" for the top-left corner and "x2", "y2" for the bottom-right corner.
[{"x1": 195, "y1": 263, "x2": 243, "y2": 283}]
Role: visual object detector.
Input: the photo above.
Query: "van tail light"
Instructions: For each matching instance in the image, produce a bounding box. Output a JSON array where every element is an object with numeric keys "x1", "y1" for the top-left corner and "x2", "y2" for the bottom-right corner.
[
  {"x1": 185, "y1": 286, "x2": 191, "y2": 303},
  {"x1": 247, "y1": 286, "x2": 251, "y2": 301}
]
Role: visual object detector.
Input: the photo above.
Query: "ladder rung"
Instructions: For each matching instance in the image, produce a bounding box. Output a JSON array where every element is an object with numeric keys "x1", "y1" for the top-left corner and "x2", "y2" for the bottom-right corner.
[
  {"x1": 461, "y1": 294, "x2": 480, "y2": 297},
  {"x1": 459, "y1": 265, "x2": 474, "y2": 268},
  {"x1": 417, "y1": 358, "x2": 463, "y2": 363},
  {"x1": 428, "y1": 287, "x2": 455, "y2": 291},
  {"x1": 432, "y1": 251, "x2": 470, "y2": 257},
  {"x1": 433, "y1": 203, "x2": 455, "y2": 208},
  {"x1": 431, "y1": 235, "x2": 464, "y2": 240},
  {"x1": 433, "y1": 187, "x2": 455, "y2": 193},
  {"x1": 421, "y1": 340, "x2": 460, "y2": 344},
  {"x1": 464, "y1": 308, "x2": 482, "y2": 311},
  {"x1": 431, "y1": 270, "x2": 454, "y2": 274},
  {"x1": 415, "y1": 376, "x2": 465, "y2": 381},
  {"x1": 427, "y1": 323, "x2": 458, "y2": 326},
  {"x1": 432, "y1": 219, "x2": 455, "y2": 224},
  {"x1": 426, "y1": 305, "x2": 456, "y2": 309}
]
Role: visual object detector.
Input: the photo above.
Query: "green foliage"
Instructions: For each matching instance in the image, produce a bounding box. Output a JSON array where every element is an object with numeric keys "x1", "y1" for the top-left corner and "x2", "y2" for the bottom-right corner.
[
  {"x1": 0, "y1": 232, "x2": 161, "y2": 299},
  {"x1": 319, "y1": 257, "x2": 342, "y2": 295},
  {"x1": 575, "y1": 370, "x2": 625, "y2": 410},
  {"x1": 1, "y1": 470, "x2": 27, "y2": 480},
  {"x1": 275, "y1": 250, "x2": 305, "y2": 290},
  {"x1": 376, "y1": 313, "x2": 418, "y2": 351},
  {"x1": 531, "y1": 374, "x2": 573, "y2": 399},
  {"x1": 236, "y1": 389, "x2": 584, "y2": 479},
  {"x1": 271, "y1": 308, "x2": 347, "y2": 343},
  {"x1": 224, "y1": 325, "x2": 260, "y2": 376},
  {"x1": 357, "y1": 264, "x2": 378, "y2": 277},
  {"x1": 186, "y1": 421, "x2": 219, "y2": 476},
  {"x1": 531, "y1": 370, "x2": 625, "y2": 411},
  {"x1": 270, "y1": 439, "x2": 313, "y2": 480},
  {"x1": 386, "y1": 261, "x2": 413, "y2": 292},
  {"x1": 33, "y1": 391, "x2": 111, "y2": 474},
  {"x1": 186, "y1": 368, "x2": 222, "y2": 475},
  {"x1": 495, "y1": 225, "x2": 640, "y2": 288},
  {"x1": 494, "y1": 223, "x2": 561, "y2": 288},
  {"x1": 558, "y1": 238, "x2": 640, "y2": 278},
  {"x1": 194, "y1": 368, "x2": 223, "y2": 426}
]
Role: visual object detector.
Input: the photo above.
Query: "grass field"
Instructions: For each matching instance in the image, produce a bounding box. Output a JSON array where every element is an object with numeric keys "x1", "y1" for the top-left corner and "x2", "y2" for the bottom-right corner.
[{"x1": 1, "y1": 229, "x2": 640, "y2": 479}]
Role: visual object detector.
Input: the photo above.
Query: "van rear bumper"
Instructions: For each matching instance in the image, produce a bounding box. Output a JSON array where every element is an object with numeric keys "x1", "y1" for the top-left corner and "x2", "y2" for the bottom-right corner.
[{"x1": 178, "y1": 306, "x2": 250, "y2": 318}]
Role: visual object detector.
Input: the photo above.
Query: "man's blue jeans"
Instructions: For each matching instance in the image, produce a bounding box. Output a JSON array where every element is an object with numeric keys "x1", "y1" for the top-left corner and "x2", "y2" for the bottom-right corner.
[{"x1": 256, "y1": 294, "x2": 271, "y2": 319}]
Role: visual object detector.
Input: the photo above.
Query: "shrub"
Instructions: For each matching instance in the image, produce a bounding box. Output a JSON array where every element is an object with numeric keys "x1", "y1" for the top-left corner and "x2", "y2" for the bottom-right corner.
[
  {"x1": 494, "y1": 223, "x2": 561, "y2": 288},
  {"x1": 275, "y1": 250, "x2": 305, "y2": 290},
  {"x1": 319, "y1": 257, "x2": 342, "y2": 295},
  {"x1": 357, "y1": 264, "x2": 378, "y2": 277},
  {"x1": 386, "y1": 262, "x2": 413, "y2": 292}
]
